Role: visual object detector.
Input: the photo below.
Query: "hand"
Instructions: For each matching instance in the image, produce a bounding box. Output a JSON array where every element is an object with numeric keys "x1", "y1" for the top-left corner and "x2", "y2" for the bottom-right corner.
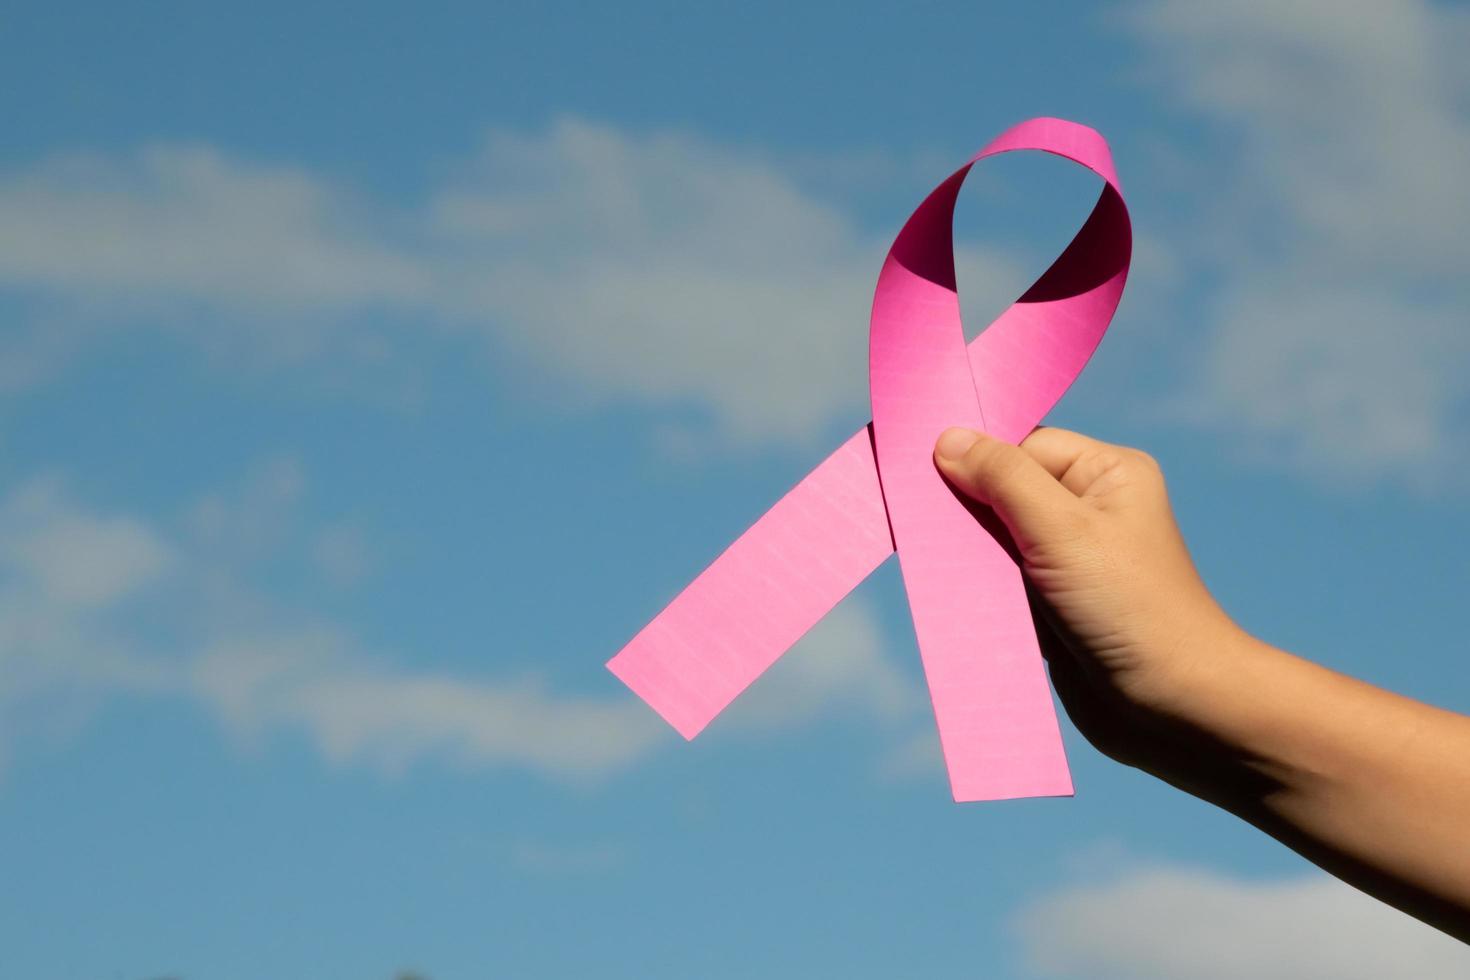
[
  {"x1": 936, "y1": 426, "x2": 1470, "y2": 940},
  {"x1": 932, "y1": 425, "x2": 1249, "y2": 781}
]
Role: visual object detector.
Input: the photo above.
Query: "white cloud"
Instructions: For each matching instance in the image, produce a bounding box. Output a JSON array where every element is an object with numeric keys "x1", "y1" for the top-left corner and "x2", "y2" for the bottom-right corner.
[
  {"x1": 874, "y1": 728, "x2": 945, "y2": 781},
  {"x1": 0, "y1": 118, "x2": 1025, "y2": 448},
  {"x1": 0, "y1": 476, "x2": 173, "y2": 608},
  {"x1": 1189, "y1": 287, "x2": 1463, "y2": 482},
  {"x1": 0, "y1": 146, "x2": 428, "y2": 308},
  {"x1": 0, "y1": 470, "x2": 678, "y2": 782},
  {"x1": 720, "y1": 595, "x2": 921, "y2": 732},
  {"x1": 189, "y1": 590, "x2": 916, "y2": 780},
  {"x1": 438, "y1": 119, "x2": 1020, "y2": 445},
  {"x1": 1127, "y1": 0, "x2": 1470, "y2": 481},
  {"x1": 0, "y1": 478, "x2": 178, "y2": 772},
  {"x1": 1131, "y1": 0, "x2": 1470, "y2": 274},
  {"x1": 1015, "y1": 862, "x2": 1470, "y2": 979},
  {"x1": 6, "y1": 55, "x2": 1464, "y2": 480},
  {"x1": 0, "y1": 465, "x2": 921, "y2": 783},
  {"x1": 191, "y1": 627, "x2": 672, "y2": 779}
]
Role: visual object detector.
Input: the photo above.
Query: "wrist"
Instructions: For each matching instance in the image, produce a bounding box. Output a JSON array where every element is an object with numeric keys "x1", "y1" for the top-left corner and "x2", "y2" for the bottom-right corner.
[{"x1": 1139, "y1": 622, "x2": 1312, "y2": 805}]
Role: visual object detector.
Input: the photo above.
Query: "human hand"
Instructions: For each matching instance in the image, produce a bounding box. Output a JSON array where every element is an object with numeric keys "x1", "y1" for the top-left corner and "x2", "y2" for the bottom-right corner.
[
  {"x1": 936, "y1": 426, "x2": 1470, "y2": 940},
  {"x1": 932, "y1": 426, "x2": 1250, "y2": 778}
]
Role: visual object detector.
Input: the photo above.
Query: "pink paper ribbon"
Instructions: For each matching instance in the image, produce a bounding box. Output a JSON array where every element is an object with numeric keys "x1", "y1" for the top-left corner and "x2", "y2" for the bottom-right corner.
[{"x1": 607, "y1": 117, "x2": 1131, "y2": 801}]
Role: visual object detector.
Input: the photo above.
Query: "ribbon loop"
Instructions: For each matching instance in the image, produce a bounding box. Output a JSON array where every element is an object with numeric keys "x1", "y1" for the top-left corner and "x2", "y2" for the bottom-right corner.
[{"x1": 608, "y1": 117, "x2": 1131, "y2": 802}]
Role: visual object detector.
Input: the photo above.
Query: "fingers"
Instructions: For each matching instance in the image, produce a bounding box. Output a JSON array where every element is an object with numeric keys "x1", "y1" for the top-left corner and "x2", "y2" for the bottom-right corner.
[
  {"x1": 1020, "y1": 426, "x2": 1151, "y2": 499},
  {"x1": 934, "y1": 427, "x2": 1085, "y2": 542},
  {"x1": 1018, "y1": 427, "x2": 1111, "y2": 480}
]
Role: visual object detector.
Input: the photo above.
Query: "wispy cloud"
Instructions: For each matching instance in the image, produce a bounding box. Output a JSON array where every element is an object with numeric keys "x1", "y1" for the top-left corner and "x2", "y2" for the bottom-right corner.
[
  {"x1": 1126, "y1": 0, "x2": 1470, "y2": 483},
  {"x1": 0, "y1": 119, "x2": 1022, "y2": 448},
  {"x1": 1014, "y1": 860, "x2": 1470, "y2": 979},
  {"x1": 9, "y1": 25, "x2": 1459, "y2": 481},
  {"x1": 0, "y1": 477, "x2": 179, "y2": 771},
  {"x1": 187, "y1": 587, "x2": 915, "y2": 781},
  {"x1": 874, "y1": 728, "x2": 945, "y2": 781},
  {"x1": 719, "y1": 594, "x2": 921, "y2": 732},
  {"x1": 1, "y1": 475, "x2": 174, "y2": 609},
  {"x1": 0, "y1": 146, "x2": 428, "y2": 308},
  {"x1": 0, "y1": 465, "x2": 918, "y2": 782},
  {"x1": 190, "y1": 626, "x2": 672, "y2": 779}
]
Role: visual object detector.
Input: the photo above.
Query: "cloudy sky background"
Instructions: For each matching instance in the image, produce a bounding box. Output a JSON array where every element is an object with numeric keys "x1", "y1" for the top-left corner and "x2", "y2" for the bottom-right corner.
[{"x1": 2, "y1": 1, "x2": 1469, "y2": 977}]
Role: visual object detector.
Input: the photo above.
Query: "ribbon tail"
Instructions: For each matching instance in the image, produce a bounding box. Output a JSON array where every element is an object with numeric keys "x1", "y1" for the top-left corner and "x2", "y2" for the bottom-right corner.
[{"x1": 607, "y1": 424, "x2": 895, "y2": 739}]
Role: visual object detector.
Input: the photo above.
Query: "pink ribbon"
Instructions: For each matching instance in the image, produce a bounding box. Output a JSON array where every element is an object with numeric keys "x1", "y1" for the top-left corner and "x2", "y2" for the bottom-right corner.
[{"x1": 607, "y1": 117, "x2": 1131, "y2": 801}]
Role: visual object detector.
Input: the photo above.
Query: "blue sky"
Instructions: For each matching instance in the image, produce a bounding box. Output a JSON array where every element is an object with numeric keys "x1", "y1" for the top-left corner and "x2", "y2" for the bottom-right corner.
[{"x1": 2, "y1": 1, "x2": 1469, "y2": 978}]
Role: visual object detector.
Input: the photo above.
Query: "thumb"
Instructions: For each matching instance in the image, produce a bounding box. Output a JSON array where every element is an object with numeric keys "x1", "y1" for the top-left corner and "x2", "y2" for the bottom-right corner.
[{"x1": 933, "y1": 427, "x2": 1084, "y2": 545}]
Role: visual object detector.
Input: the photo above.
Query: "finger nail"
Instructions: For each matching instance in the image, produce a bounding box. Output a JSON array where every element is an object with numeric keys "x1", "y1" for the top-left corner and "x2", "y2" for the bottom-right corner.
[{"x1": 935, "y1": 427, "x2": 980, "y2": 461}]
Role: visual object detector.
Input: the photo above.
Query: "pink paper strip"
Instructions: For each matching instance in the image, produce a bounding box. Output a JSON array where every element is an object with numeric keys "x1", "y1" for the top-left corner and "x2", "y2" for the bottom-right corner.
[{"x1": 607, "y1": 117, "x2": 1131, "y2": 802}]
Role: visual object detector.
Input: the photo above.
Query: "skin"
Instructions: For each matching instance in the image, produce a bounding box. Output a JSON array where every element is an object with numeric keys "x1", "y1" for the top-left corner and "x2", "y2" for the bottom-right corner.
[{"x1": 933, "y1": 424, "x2": 1470, "y2": 943}]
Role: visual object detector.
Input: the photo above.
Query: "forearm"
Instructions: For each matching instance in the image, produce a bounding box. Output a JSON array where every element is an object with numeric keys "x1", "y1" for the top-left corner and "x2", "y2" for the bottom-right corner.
[{"x1": 1170, "y1": 631, "x2": 1470, "y2": 940}]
